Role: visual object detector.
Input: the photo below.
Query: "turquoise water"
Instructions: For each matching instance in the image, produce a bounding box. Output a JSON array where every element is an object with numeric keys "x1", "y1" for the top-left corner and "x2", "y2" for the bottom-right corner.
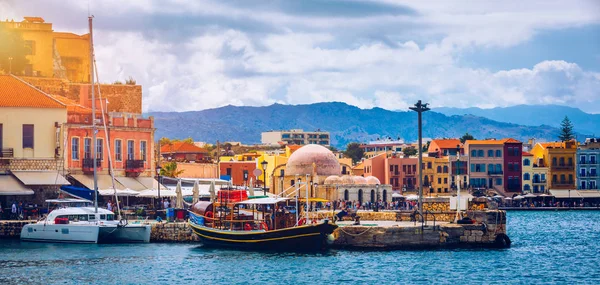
[{"x1": 1, "y1": 211, "x2": 599, "y2": 284}]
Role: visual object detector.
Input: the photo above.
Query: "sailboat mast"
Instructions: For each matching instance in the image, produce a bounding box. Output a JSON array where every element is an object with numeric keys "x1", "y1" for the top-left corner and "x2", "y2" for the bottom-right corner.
[{"x1": 89, "y1": 16, "x2": 98, "y2": 213}]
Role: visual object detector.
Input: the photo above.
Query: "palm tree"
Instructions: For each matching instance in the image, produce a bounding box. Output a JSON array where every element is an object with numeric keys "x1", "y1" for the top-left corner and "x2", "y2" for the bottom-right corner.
[{"x1": 160, "y1": 161, "x2": 184, "y2": 178}]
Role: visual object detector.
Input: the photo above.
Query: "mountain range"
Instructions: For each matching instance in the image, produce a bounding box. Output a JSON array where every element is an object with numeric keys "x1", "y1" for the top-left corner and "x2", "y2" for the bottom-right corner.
[{"x1": 148, "y1": 102, "x2": 594, "y2": 149}]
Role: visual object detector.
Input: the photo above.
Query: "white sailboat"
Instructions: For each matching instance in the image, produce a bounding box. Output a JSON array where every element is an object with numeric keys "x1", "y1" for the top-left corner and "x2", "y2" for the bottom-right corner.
[{"x1": 21, "y1": 16, "x2": 151, "y2": 244}]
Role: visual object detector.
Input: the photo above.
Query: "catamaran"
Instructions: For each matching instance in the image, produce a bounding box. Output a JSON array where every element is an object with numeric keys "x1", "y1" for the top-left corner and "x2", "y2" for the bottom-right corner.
[{"x1": 21, "y1": 16, "x2": 151, "y2": 244}]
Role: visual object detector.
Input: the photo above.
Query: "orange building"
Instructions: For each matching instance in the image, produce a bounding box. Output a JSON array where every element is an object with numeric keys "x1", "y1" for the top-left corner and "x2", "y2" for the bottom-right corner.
[
  {"x1": 363, "y1": 153, "x2": 418, "y2": 193},
  {"x1": 161, "y1": 142, "x2": 209, "y2": 162},
  {"x1": 219, "y1": 161, "x2": 258, "y2": 186}
]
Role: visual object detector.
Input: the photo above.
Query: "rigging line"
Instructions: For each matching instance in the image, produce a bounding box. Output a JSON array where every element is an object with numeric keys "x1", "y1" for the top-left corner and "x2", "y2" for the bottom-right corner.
[{"x1": 93, "y1": 56, "x2": 122, "y2": 219}]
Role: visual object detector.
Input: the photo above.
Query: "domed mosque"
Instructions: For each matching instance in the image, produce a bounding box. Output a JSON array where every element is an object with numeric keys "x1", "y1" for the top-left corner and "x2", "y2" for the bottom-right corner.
[{"x1": 271, "y1": 144, "x2": 391, "y2": 204}]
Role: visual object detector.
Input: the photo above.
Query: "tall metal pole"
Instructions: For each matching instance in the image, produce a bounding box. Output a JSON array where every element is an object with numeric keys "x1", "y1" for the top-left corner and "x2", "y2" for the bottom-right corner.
[
  {"x1": 409, "y1": 100, "x2": 430, "y2": 218},
  {"x1": 89, "y1": 16, "x2": 98, "y2": 213}
]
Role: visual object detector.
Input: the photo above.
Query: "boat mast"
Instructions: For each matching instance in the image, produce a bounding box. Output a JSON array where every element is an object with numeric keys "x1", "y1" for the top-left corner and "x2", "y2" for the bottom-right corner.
[{"x1": 89, "y1": 16, "x2": 98, "y2": 213}]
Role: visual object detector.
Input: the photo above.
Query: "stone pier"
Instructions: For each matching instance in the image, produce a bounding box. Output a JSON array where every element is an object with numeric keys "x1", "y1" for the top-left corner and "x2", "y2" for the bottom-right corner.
[
  {"x1": 0, "y1": 221, "x2": 35, "y2": 238},
  {"x1": 151, "y1": 222, "x2": 199, "y2": 242}
]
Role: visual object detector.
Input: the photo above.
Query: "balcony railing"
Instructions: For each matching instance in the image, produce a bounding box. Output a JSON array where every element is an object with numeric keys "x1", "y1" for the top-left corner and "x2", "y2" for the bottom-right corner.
[
  {"x1": 125, "y1": 159, "x2": 145, "y2": 172},
  {"x1": 1, "y1": 148, "x2": 14, "y2": 158},
  {"x1": 553, "y1": 164, "x2": 574, "y2": 170},
  {"x1": 552, "y1": 180, "x2": 574, "y2": 187},
  {"x1": 488, "y1": 170, "x2": 503, "y2": 175},
  {"x1": 532, "y1": 179, "x2": 547, "y2": 184},
  {"x1": 82, "y1": 158, "x2": 102, "y2": 173}
]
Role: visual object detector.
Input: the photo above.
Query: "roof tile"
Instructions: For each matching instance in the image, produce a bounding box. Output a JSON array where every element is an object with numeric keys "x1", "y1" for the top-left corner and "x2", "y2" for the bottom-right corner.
[{"x1": 0, "y1": 75, "x2": 66, "y2": 108}]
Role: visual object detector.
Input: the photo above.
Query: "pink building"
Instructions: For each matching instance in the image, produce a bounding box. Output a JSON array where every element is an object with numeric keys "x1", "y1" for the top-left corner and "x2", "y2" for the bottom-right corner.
[{"x1": 363, "y1": 153, "x2": 417, "y2": 193}]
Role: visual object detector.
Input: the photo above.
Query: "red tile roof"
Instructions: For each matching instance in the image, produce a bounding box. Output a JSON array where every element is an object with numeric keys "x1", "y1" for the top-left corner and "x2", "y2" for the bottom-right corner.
[
  {"x1": 430, "y1": 139, "x2": 462, "y2": 149},
  {"x1": 522, "y1": 152, "x2": 533, "y2": 156},
  {"x1": 466, "y1": 138, "x2": 521, "y2": 145},
  {"x1": 0, "y1": 75, "x2": 66, "y2": 108},
  {"x1": 50, "y1": 95, "x2": 92, "y2": 113},
  {"x1": 161, "y1": 141, "x2": 208, "y2": 154}
]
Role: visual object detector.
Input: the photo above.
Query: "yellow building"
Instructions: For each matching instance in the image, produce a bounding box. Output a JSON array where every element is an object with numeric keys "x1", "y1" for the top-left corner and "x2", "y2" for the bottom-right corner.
[
  {"x1": 422, "y1": 156, "x2": 450, "y2": 196},
  {"x1": 1, "y1": 17, "x2": 90, "y2": 82},
  {"x1": 531, "y1": 141, "x2": 577, "y2": 190}
]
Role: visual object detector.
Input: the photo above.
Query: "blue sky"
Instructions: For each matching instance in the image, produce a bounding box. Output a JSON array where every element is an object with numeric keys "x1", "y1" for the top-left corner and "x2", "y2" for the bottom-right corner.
[{"x1": 2, "y1": 0, "x2": 600, "y2": 113}]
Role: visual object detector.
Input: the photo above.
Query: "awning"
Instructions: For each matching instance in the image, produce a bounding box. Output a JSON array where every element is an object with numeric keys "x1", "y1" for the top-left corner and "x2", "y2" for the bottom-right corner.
[
  {"x1": 99, "y1": 189, "x2": 140, "y2": 196},
  {"x1": 136, "y1": 177, "x2": 167, "y2": 190},
  {"x1": 0, "y1": 175, "x2": 34, "y2": 195},
  {"x1": 137, "y1": 189, "x2": 177, "y2": 198},
  {"x1": 71, "y1": 174, "x2": 125, "y2": 190},
  {"x1": 578, "y1": 191, "x2": 600, "y2": 198},
  {"x1": 298, "y1": 197, "x2": 329, "y2": 202},
  {"x1": 115, "y1": 177, "x2": 147, "y2": 191},
  {"x1": 12, "y1": 171, "x2": 70, "y2": 185},
  {"x1": 549, "y1": 189, "x2": 582, "y2": 198}
]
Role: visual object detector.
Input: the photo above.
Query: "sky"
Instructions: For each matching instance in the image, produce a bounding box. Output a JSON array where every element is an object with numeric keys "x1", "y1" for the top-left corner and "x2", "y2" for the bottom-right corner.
[{"x1": 2, "y1": 0, "x2": 600, "y2": 113}]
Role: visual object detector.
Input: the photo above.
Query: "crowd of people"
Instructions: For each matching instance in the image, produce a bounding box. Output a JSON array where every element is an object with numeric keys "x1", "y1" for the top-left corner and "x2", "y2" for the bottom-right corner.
[
  {"x1": 504, "y1": 200, "x2": 600, "y2": 208},
  {"x1": 320, "y1": 199, "x2": 417, "y2": 211}
]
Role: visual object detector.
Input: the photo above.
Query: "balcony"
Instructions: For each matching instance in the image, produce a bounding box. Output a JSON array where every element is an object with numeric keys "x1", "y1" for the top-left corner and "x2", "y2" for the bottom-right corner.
[
  {"x1": 553, "y1": 164, "x2": 574, "y2": 171},
  {"x1": 82, "y1": 158, "x2": 102, "y2": 173},
  {"x1": 588, "y1": 173, "x2": 599, "y2": 178},
  {"x1": 488, "y1": 170, "x2": 503, "y2": 175},
  {"x1": 1, "y1": 148, "x2": 14, "y2": 158},
  {"x1": 532, "y1": 179, "x2": 547, "y2": 184},
  {"x1": 125, "y1": 159, "x2": 145, "y2": 176},
  {"x1": 552, "y1": 180, "x2": 574, "y2": 187}
]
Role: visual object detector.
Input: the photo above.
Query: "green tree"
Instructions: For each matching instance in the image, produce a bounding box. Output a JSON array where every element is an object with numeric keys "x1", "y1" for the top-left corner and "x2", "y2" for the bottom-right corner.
[
  {"x1": 422, "y1": 141, "x2": 431, "y2": 153},
  {"x1": 343, "y1": 142, "x2": 364, "y2": 164},
  {"x1": 559, "y1": 116, "x2": 575, "y2": 141},
  {"x1": 328, "y1": 145, "x2": 338, "y2": 152},
  {"x1": 459, "y1": 132, "x2": 475, "y2": 143},
  {"x1": 403, "y1": 146, "x2": 418, "y2": 157},
  {"x1": 0, "y1": 25, "x2": 30, "y2": 75},
  {"x1": 160, "y1": 161, "x2": 184, "y2": 178}
]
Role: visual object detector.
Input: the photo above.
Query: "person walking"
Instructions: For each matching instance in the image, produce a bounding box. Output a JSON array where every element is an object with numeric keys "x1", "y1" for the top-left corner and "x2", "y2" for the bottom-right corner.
[{"x1": 11, "y1": 202, "x2": 17, "y2": 220}]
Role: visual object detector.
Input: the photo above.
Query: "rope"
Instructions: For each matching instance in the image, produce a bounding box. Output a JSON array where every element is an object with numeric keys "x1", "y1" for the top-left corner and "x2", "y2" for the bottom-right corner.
[{"x1": 337, "y1": 225, "x2": 373, "y2": 237}]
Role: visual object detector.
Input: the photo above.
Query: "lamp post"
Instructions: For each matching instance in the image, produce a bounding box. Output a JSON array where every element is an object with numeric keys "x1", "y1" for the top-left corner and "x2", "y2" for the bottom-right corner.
[
  {"x1": 409, "y1": 100, "x2": 430, "y2": 217},
  {"x1": 8, "y1": 57, "x2": 13, "y2": 74},
  {"x1": 261, "y1": 160, "x2": 268, "y2": 196},
  {"x1": 155, "y1": 165, "x2": 162, "y2": 208},
  {"x1": 375, "y1": 184, "x2": 380, "y2": 212}
]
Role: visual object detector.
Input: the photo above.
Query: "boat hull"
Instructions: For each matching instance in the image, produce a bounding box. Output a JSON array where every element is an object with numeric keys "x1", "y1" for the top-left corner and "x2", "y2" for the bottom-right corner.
[
  {"x1": 98, "y1": 224, "x2": 152, "y2": 243},
  {"x1": 20, "y1": 224, "x2": 100, "y2": 244},
  {"x1": 189, "y1": 219, "x2": 338, "y2": 251}
]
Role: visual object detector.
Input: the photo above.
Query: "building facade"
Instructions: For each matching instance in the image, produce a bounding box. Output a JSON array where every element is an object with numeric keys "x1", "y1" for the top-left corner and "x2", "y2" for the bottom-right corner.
[
  {"x1": 503, "y1": 139, "x2": 523, "y2": 193},
  {"x1": 161, "y1": 142, "x2": 209, "y2": 162},
  {"x1": 577, "y1": 138, "x2": 599, "y2": 190},
  {"x1": 531, "y1": 141, "x2": 577, "y2": 190},
  {"x1": 360, "y1": 139, "x2": 410, "y2": 159},
  {"x1": 522, "y1": 152, "x2": 533, "y2": 193},
  {"x1": 261, "y1": 129, "x2": 330, "y2": 146},
  {"x1": 465, "y1": 138, "x2": 522, "y2": 195},
  {"x1": 218, "y1": 161, "x2": 258, "y2": 186},
  {"x1": 363, "y1": 153, "x2": 417, "y2": 193}
]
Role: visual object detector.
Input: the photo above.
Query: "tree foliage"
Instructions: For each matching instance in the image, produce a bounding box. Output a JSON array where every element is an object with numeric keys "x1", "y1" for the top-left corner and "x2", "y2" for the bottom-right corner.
[
  {"x1": 559, "y1": 116, "x2": 575, "y2": 141},
  {"x1": 160, "y1": 161, "x2": 184, "y2": 178},
  {"x1": 459, "y1": 132, "x2": 475, "y2": 143},
  {"x1": 343, "y1": 142, "x2": 364, "y2": 164},
  {"x1": 0, "y1": 25, "x2": 30, "y2": 75},
  {"x1": 402, "y1": 146, "x2": 418, "y2": 157},
  {"x1": 159, "y1": 137, "x2": 194, "y2": 146}
]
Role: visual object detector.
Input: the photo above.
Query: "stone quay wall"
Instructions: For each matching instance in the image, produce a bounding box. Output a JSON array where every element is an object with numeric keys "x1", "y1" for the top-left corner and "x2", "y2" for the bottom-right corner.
[
  {"x1": 332, "y1": 210, "x2": 508, "y2": 249},
  {"x1": 151, "y1": 222, "x2": 199, "y2": 242},
  {"x1": 0, "y1": 221, "x2": 35, "y2": 238},
  {"x1": 310, "y1": 210, "x2": 456, "y2": 222}
]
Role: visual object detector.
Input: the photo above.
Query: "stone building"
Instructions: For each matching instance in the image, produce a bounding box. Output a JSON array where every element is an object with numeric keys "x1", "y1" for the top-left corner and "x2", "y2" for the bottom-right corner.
[{"x1": 322, "y1": 175, "x2": 393, "y2": 204}]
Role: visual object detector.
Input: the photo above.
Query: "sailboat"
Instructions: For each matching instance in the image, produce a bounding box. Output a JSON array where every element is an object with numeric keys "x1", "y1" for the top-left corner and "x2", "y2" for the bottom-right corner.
[{"x1": 20, "y1": 16, "x2": 151, "y2": 243}]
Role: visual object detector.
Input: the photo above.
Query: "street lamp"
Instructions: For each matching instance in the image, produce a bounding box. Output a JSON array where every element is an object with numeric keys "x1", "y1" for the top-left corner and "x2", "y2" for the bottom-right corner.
[
  {"x1": 155, "y1": 165, "x2": 162, "y2": 208},
  {"x1": 261, "y1": 160, "x2": 268, "y2": 196},
  {"x1": 409, "y1": 100, "x2": 430, "y2": 217}
]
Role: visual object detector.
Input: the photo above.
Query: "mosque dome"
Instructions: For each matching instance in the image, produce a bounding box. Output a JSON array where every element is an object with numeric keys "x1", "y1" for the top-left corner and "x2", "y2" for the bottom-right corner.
[
  {"x1": 324, "y1": 175, "x2": 341, "y2": 185},
  {"x1": 340, "y1": 175, "x2": 355, "y2": 185},
  {"x1": 353, "y1": 176, "x2": 368, "y2": 185},
  {"x1": 365, "y1": 176, "x2": 381, "y2": 185},
  {"x1": 285, "y1": 144, "x2": 341, "y2": 176}
]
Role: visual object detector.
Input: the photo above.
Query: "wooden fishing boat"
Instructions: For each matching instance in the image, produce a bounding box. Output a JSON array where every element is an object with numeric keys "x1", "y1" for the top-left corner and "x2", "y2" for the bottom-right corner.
[{"x1": 188, "y1": 196, "x2": 337, "y2": 251}]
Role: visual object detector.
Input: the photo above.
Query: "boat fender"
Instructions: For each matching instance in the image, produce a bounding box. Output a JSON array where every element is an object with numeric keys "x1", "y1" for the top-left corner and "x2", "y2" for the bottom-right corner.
[
  {"x1": 205, "y1": 211, "x2": 214, "y2": 220},
  {"x1": 494, "y1": 233, "x2": 511, "y2": 248},
  {"x1": 298, "y1": 218, "x2": 306, "y2": 226},
  {"x1": 244, "y1": 223, "x2": 252, "y2": 231},
  {"x1": 260, "y1": 222, "x2": 269, "y2": 231}
]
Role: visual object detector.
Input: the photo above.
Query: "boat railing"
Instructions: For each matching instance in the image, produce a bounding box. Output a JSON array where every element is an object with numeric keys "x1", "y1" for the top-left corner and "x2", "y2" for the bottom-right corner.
[{"x1": 190, "y1": 212, "x2": 270, "y2": 231}]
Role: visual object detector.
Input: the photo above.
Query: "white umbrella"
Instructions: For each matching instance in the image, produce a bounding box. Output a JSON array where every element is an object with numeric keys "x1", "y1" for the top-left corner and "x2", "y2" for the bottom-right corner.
[
  {"x1": 504, "y1": 197, "x2": 513, "y2": 200},
  {"x1": 192, "y1": 179, "x2": 199, "y2": 204},
  {"x1": 209, "y1": 180, "x2": 216, "y2": 202},
  {"x1": 406, "y1": 194, "x2": 419, "y2": 201},
  {"x1": 493, "y1": 194, "x2": 504, "y2": 198},
  {"x1": 248, "y1": 178, "x2": 255, "y2": 197},
  {"x1": 514, "y1": 195, "x2": 525, "y2": 200},
  {"x1": 524, "y1": 193, "x2": 536, "y2": 198},
  {"x1": 175, "y1": 179, "x2": 183, "y2": 209},
  {"x1": 392, "y1": 193, "x2": 403, "y2": 198}
]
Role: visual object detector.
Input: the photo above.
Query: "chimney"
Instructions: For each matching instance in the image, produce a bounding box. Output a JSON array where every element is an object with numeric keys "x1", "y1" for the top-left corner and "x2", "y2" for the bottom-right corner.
[{"x1": 79, "y1": 85, "x2": 90, "y2": 107}]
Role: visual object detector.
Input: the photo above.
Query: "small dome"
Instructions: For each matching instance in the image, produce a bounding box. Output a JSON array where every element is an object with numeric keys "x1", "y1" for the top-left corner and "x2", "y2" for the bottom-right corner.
[
  {"x1": 324, "y1": 175, "x2": 341, "y2": 185},
  {"x1": 340, "y1": 175, "x2": 354, "y2": 185},
  {"x1": 365, "y1": 176, "x2": 380, "y2": 185},
  {"x1": 353, "y1": 176, "x2": 368, "y2": 184},
  {"x1": 286, "y1": 144, "x2": 341, "y2": 176}
]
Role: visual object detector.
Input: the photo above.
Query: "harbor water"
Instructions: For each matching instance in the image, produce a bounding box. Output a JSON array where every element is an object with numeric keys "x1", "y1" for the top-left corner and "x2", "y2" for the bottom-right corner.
[{"x1": 1, "y1": 211, "x2": 599, "y2": 284}]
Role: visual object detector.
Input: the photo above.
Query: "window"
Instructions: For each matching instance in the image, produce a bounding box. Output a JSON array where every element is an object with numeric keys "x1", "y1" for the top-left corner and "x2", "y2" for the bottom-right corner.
[
  {"x1": 568, "y1": 157, "x2": 573, "y2": 166},
  {"x1": 96, "y1": 138, "x2": 103, "y2": 160},
  {"x1": 24, "y1": 40, "x2": 36, "y2": 55},
  {"x1": 471, "y1": 150, "x2": 477, "y2": 157},
  {"x1": 443, "y1": 166, "x2": 448, "y2": 173},
  {"x1": 552, "y1": 157, "x2": 557, "y2": 166},
  {"x1": 591, "y1": 155, "x2": 597, "y2": 164},
  {"x1": 477, "y1": 150, "x2": 484, "y2": 157},
  {"x1": 523, "y1": 159, "x2": 530, "y2": 166},
  {"x1": 581, "y1": 181, "x2": 586, "y2": 189},
  {"x1": 524, "y1": 184, "x2": 530, "y2": 191},
  {"x1": 84, "y1": 138, "x2": 91, "y2": 159},
  {"x1": 471, "y1": 164, "x2": 475, "y2": 172},
  {"x1": 541, "y1": 174, "x2": 546, "y2": 181},
  {"x1": 444, "y1": 178, "x2": 448, "y2": 183},
  {"x1": 437, "y1": 166, "x2": 442, "y2": 173},
  {"x1": 140, "y1": 141, "x2": 147, "y2": 161},
  {"x1": 524, "y1": 173, "x2": 530, "y2": 180},
  {"x1": 427, "y1": 162, "x2": 432, "y2": 169},
  {"x1": 496, "y1": 178, "x2": 502, "y2": 185},
  {"x1": 591, "y1": 168, "x2": 597, "y2": 176},
  {"x1": 488, "y1": 150, "x2": 493, "y2": 157},
  {"x1": 115, "y1": 140, "x2": 122, "y2": 161},
  {"x1": 568, "y1": 174, "x2": 573, "y2": 183},
  {"x1": 127, "y1": 140, "x2": 134, "y2": 160},
  {"x1": 560, "y1": 174, "x2": 566, "y2": 182},
  {"x1": 580, "y1": 155, "x2": 586, "y2": 164},
  {"x1": 22, "y1": 124, "x2": 34, "y2": 148},
  {"x1": 580, "y1": 168, "x2": 586, "y2": 176},
  {"x1": 71, "y1": 138, "x2": 79, "y2": 160},
  {"x1": 344, "y1": 190, "x2": 349, "y2": 200},
  {"x1": 591, "y1": 181, "x2": 597, "y2": 189},
  {"x1": 496, "y1": 150, "x2": 502, "y2": 157},
  {"x1": 438, "y1": 178, "x2": 442, "y2": 184},
  {"x1": 496, "y1": 164, "x2": 502, "y2": 173},
  {"x1": 559, "y1": 157, "x2": 565, "y2": 166},
  {"x1": 552, "y1": 175, "x2": 557, "y2": 182}
]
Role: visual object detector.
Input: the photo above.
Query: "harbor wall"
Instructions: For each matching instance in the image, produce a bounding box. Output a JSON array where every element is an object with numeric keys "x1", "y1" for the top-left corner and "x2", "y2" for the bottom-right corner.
[
  {"x1": 0, "y1": 221, "x2": 35, "y2": 238},
  {"x1": 151, "y1": 222, "x2": 199, "y2": 242},
  {"x1": 332, "y1": 210, "x2": 508, "y2": 249}
]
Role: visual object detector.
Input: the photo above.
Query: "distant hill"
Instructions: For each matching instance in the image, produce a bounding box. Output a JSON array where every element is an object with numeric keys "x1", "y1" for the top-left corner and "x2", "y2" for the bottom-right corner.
[
  {"x1": 435, "y1": 105, "x2": 600, "y2": 136},
  {"x1": 148, "y1": 102, "x2": 582, "y2": 149}
]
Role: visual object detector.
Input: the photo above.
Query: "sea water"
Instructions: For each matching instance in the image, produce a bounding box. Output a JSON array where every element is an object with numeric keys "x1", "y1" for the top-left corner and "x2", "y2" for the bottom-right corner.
[{"x1": 1, "y1": 211, "x2": 599, "y2": 284}]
